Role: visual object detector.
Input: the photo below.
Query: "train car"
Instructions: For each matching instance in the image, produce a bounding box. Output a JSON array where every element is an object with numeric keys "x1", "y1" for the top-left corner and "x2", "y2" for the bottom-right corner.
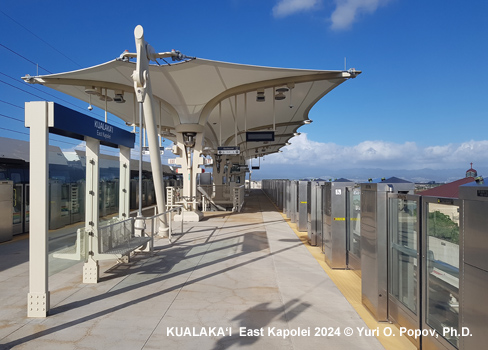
[{"x1": 0, "y1": 137, "x2": 179, "y2": 237}]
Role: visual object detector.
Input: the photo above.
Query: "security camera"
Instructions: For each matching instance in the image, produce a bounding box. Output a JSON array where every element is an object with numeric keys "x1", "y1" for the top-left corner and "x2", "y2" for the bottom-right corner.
[
  {"x1": 88, "y1": 105, "x2": 93, "y2": 111},
  {"x1": 289, "y1": 105, "x2": 294, "y2": 108}
]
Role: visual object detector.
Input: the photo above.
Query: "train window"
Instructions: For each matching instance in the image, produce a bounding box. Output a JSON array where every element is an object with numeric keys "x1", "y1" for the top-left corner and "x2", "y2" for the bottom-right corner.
[{"x1": 10, "y1": 172, "x2": 22, "y2": 183}]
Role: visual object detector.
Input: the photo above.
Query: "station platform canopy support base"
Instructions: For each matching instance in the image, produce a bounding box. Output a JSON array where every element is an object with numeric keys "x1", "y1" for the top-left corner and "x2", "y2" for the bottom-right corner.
[{"x1": 174, "y1": 210, "x2": 203, "y2": 222}]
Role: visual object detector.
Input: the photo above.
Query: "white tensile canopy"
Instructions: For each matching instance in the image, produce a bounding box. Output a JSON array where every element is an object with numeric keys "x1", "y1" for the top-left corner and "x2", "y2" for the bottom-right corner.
[{"x1": 24, "y1": 57, "x2": 360, "y2": 158}]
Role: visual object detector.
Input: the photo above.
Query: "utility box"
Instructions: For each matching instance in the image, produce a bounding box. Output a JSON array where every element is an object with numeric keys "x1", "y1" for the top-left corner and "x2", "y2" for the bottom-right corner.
[
  {"x1": 308, "y1": 180, "x2": 326, "y2": 246},
  {"x1": 289, "y1": 180, "x2": 298, "y2": 223},
  {"x1": 297, "y1": 181, "x2": 310, "y2": 232},
  {"x1": 284, "y1": 180, "x2": 290, "y2": 218},
  {"x1": 322, "y1": 178, "x2": 355, "y2": 268},
  {"x1": 0, "y1": 180, "x2": 13, "y2": 242},
  {"x1": 360, "y1": 177, "x2": 415, "y2": 321}
]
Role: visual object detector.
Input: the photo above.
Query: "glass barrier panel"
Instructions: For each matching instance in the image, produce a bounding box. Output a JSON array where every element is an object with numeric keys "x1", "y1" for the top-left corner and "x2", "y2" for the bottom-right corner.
[
  {"x1": 389, "y1": 197, "x2": 418, "y2": 314},
  {"x1": 425, "y1": 202, "x2": 460, "y2": 348}
]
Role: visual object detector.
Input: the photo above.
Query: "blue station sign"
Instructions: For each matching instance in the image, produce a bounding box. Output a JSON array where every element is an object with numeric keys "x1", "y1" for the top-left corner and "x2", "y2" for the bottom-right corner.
[{"x1": 50, "y1": 103, "x2": 135, "y2": 148}]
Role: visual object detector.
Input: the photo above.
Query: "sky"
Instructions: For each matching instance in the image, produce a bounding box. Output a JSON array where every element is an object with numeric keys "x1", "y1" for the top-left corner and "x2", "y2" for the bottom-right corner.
[{"x1": 1, "y1": 0, "x2": 487, "y2": 182}]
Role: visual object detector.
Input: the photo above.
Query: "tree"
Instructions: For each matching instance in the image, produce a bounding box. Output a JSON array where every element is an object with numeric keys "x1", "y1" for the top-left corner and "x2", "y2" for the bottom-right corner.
[{"x1": 428, "y1": 211, "x2": 459, "y2": 244}]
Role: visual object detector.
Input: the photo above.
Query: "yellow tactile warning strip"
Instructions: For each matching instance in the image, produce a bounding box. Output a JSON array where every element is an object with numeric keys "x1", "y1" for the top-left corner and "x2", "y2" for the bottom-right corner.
[{"x1": 280, "y1": 212, "x2": 417, "y2": 350}]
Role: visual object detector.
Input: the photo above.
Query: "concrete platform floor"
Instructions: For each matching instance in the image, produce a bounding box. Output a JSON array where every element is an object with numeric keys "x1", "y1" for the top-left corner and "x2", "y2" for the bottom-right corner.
[{"x1": 1, "y1": 190, "x2": 386, "y2": 350}]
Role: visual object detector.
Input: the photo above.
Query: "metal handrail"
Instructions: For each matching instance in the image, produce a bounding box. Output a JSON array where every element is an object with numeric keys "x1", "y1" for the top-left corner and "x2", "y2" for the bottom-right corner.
[
  {"x1": 98, "y1": 217, "x2": 138, "y2": 254},
  {"x1": 144, "y1": 205, "x2": 184, "y2": 242}
]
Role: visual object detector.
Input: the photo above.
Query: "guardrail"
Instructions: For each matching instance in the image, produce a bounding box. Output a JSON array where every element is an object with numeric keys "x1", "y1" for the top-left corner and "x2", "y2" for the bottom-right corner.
[
  {"x1": 54, "y1": 206, "x2": 184, "y2": 262},
  {"x1": 143, "y1": 206, "x2": 184, "y2": 243},
  {"x1": 97, "y1": 217, "x2": 151, "y2": 261}
]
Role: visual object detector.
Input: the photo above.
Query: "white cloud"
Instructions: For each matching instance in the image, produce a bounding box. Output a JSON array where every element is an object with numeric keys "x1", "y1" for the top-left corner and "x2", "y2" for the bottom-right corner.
[
  {"x1": 272, "y1": 0, "x2": 392, "y2": 31},
  {"x1": 272, "y1": 0, "x2": 320, "y2": 18},
  {"x1": 266, "y1": 133, "x2": 488, "y2": 170},
  {"x1": 330, "y1": 0, "x2": 391, "y2": 30}
]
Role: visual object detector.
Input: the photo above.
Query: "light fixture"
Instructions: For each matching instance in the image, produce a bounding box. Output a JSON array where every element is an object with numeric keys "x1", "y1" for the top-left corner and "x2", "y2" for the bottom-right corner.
[
  {"x1": 84, "y1": 86, "x2": 101, "y2": 95},
  {"x1": 286, "y1": 142, "x2": 291, "y2": 146},
  {"x1": 88, "y1": 95, "x2": 93, "y2": 111},
  {"x1": 274, "y1": 92, "x2": 286, "y2": 100},
  {"x1": 303, "y1": 119, "x2": 313, "y2": 124},
  {"x1": 114, "y1": 90, "x2": 125, "y2": 103},
  {"x1": 183, "y1": 132, "x2": 196, "y2": 148},
  {"x1": 275, "y1": 87, "x2": 288, "y2": 100},
  {"x1": 294, "y1": 132, "x2": 301, "y2": 136},
  {"x1": 99, "y1": 94, "x2": 113, "y2": 102},
  {"x1": 256, "y1": 89, "x2": 265, "y2": 102}
]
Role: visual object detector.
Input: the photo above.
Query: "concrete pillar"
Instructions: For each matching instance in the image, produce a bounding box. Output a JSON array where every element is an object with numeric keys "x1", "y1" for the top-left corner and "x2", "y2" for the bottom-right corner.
[
  {"x1": 191, "y1": 132, "x2": 205, "y2": 204},
  {"x1": 25, "y1": 101, "x2": 51, "y2": 317},
  {"x1": 83, "y1": 137, "x2": 100, "y2": 284},
  {"x1": 173, "y1": 124, "x2": 205, "y2": 222}
]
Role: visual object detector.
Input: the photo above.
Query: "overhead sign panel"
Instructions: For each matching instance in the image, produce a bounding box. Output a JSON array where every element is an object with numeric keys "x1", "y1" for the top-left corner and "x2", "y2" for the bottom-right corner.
[
  {"x1": 217, "y1": 146, "x2": 240, "y2": 155},
  {"x1": 246, "y1": 131, "x2": 275, "y2": 142},
  {"x1": 49, "y1": 103, "x2": 135, "y2": 148},
  {"x1": 142, "y1": 146, "x2": 165, "y2": 155}
]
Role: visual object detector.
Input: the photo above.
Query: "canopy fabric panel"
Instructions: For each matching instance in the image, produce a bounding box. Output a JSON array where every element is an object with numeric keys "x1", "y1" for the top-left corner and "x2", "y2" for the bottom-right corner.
[{"x1": 25, "y1": 58, "x2": 359, "y2": 157}]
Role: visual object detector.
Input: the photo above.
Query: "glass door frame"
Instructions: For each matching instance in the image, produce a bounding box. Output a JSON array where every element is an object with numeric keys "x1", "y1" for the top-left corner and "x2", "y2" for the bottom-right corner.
[
  {"x1": 346, "y1": 185, "x2": 361, "y2": 273},
  {"x1": 387, "y1": 193, "x2": 421, "y2": 348},
  {"x1": 421, "y1": 196, "x2": 461, "y2": 350}
]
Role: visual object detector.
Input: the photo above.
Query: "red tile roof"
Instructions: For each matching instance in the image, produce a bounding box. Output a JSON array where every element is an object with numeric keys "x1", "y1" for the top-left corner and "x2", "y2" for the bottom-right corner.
[{"x1": 419, "y1": 177, "x2": 475, "y2": 198}]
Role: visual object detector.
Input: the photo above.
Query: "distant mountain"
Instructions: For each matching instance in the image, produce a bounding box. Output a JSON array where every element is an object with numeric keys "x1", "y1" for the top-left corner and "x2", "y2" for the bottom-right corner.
[{"x1": 251, "y1": 164, "x2": 485, "y2": 183}]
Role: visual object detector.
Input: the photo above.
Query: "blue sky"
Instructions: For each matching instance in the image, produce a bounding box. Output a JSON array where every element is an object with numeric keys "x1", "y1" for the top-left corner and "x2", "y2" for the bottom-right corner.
[{"x1": 1, "y1": 1, "x2": 487, "y2": 181}]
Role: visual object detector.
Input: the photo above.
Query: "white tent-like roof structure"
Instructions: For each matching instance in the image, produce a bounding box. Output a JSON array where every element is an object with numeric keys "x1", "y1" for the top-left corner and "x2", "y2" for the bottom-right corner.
[{"x1": 24, "y1": 57, "x2": 360, "y2": 158}]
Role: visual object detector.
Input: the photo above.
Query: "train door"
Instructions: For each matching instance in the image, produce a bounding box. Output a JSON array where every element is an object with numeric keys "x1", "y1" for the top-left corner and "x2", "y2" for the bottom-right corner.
[
  {"x1": 69, "y1": 182, "x2": 84, "y2": 224},
  {"x1": 12, "y1": 184, "x2": 24, "y2": 235},
  {"x1": 12, "y1": 183, "x2": 29, "y2": 235},
  {"x1": 25, "y1": 184, "x2": 29, "y2": 232}
]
